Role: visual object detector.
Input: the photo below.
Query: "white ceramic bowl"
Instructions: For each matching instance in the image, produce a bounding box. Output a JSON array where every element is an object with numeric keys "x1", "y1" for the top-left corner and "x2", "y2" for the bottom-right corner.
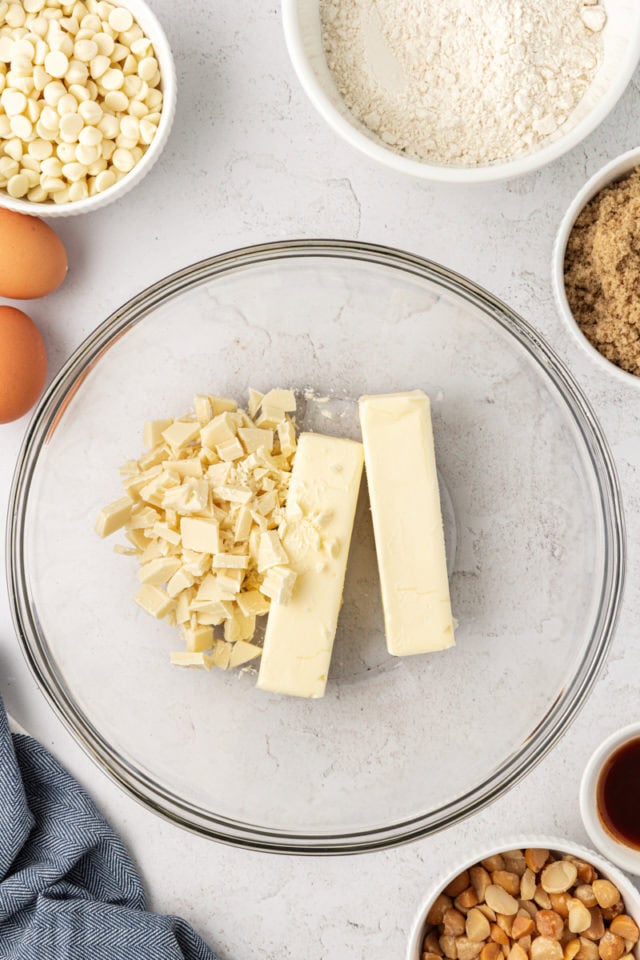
[
  {"x1": 282, "y1": 0, "x2": 640, "y2": 183},
  {"x1": 407, "y1": 837, "x2": 640, "y2": 960},
  {"x1": 552, "y1": 147, "x2": 640, "y2": 387},
  {"x1": 0, "y1": 0, "x2": 176, "y2": 218},
  {"x1": 581, "y1": 723, "x2": 640, "y2": 874}
]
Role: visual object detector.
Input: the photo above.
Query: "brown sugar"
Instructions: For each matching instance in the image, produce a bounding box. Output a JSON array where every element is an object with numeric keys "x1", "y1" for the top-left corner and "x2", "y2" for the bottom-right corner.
[{"x1": 564, "y1": 166, "x2": 640, "y2": 377}]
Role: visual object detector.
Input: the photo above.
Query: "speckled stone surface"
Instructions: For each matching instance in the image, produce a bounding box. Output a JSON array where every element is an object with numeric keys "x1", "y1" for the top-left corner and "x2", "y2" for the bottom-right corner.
[{"x1": 1, "y1": 3, "x2": 640, "y2": 958}]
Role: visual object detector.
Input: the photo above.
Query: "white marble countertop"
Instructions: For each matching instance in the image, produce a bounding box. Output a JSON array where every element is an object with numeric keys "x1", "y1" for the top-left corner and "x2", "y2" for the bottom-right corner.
[{"x1": 1, "y1": 3, "x2": 640, "y2": 958}]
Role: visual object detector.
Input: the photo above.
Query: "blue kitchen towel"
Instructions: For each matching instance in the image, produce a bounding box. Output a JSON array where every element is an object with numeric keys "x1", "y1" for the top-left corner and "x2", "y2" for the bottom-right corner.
[{"x1": 0, "y1": 699, "x2": 218, "y2": 959}]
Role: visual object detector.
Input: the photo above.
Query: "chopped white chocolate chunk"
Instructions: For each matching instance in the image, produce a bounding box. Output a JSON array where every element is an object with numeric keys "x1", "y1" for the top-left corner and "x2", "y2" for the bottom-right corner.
[
  {"x1": 216, "y1": 437, "x2": 245, "y2": 462},
  {"x1": 248, "y1": 388, "x2": 263, "y2": 417},
  {"x1": 180, "y1": 517, "x2": 219, "y2": 554},
  {"x1": 262, "y1": 388, "x2": 296, "y2": 412},
  {"x1": 229, "y1": 641, "x2": 262, "y2": 669},
  {"x1": 210, "y1": 640, "x2": 232, "y2": 670},
  {"x1": 261, "y1": 565, "x2": 297, "y2": 604},
  {"x1": 98, "y1": 387, "x2": 299, "y2": 670},
  {"x1": 234, "y1": 506, "x2": 253, "y2": 541},
  {"x1": 165, "y1": 459, "x2": 203, "y2": 478},
  {"x1": 134, "y1": 584, "x2": 175, "y2": 619},
  {"x1": 152, "y1": 522, "x2": 181, "y2": 545},
  {"x1": 257, "y1": 530, "x2": 289, "y2": 572},
  {"x1": 236, "y1": 590, "x2": 271, "y2": 617},
  {"x1": 138, "y1": 557, "x2": 181, "y2": 585},
  {"x1": 193, "y1": 395, "x2": 213, "y2": 424},
  {"x1": 213, "y1": 553, "x2": 250, "y2": 570},
  {"x1": 95, "y1": 497, "x2": 133, "y2": 538},
  {"x1": 239, "y1": 427, "x2": 273, "y2": 454},
  {"x1": 224, "y1": 610, "x2": 256, "y2": 643},
  {"x1": 176, "y1": 589, "x2": 193, "y2": 624},
  {"x1": 166, "y1": 567, "x2": 194, "y2": 598},
  {"x1": 170, "y1": 651, "x2": 211, "y2": 669},
  {"x1": 182, "y1": 623, "x2": 214, "y2": 653},
  {"x1": 256, "y1": 404, "x2": 289, "y2": 428},
  {"x1": 162, "y1": 420, "x2": 200, "y2": 451},
  {"x1": 209, "y1": 397, "x2": 237, "y2": 416},
  {"x1": 144, "y1": 420, "x2": 172, "y2": 449},
  {"x1": 277, "y1": 420, "x2": 297, "y2": 456},
  {"x1": 200, "y1": 413, "x2": 237, "y2": 448}
]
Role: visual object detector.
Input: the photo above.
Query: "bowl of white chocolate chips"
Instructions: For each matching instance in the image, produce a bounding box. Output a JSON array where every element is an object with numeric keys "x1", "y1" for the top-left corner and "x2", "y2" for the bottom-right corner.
[{"x1": 0, "y1": 0, "x2": 176, "y2": 214}]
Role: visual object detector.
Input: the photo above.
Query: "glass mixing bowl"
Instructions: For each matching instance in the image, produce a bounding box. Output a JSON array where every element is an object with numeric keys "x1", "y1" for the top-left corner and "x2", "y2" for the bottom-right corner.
[{"x1": 7, "y1": 241, "x2": 625, "y2": 853}]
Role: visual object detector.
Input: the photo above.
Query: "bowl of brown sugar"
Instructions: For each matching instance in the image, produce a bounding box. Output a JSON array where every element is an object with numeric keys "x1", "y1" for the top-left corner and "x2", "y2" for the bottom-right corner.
[{"x1": 553, "y1": 147, "x2": 640, "y2": 384}]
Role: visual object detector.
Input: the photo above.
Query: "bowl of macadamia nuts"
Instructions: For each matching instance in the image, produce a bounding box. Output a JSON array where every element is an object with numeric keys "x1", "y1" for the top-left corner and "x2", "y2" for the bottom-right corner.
[{"x1": 407, "y1": 841, "x2": 640, "y2": 960}]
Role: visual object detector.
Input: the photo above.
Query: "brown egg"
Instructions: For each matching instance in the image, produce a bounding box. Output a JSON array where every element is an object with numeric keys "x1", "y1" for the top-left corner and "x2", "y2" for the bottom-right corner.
[
  {"x1": 0, "y1": 306, "x2": 47, "y2": 423},
  {"x1": 0, "y1": 208, "x2": 67, "y2": 299}
]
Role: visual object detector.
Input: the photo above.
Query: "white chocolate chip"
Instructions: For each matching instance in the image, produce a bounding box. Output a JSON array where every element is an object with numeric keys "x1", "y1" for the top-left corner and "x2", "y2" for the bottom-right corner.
[
  {"x1": 28, "y1": 138, "x2": 53, "y2": 160},
  {"x1": 78, "y1": 98, "x2": 102, "y2": 124},
  {"x1": 41, "y1": 174, "x2": 65, "y2": 191},
  {"x1": 93, "y1": 31, "x2": 114, "y2": 56},
  {"x1": 1, "y1": 87, "x2": 27, "y2": 114},
  {"x1": 61, "y1": 160, "x2": 87, "y2": 181},
  {"x1": 104, "y1": 88, "x2": 126, "y2": 111},
  {"x1": 43, "y1": 80, "x2": 66, "y2": 105},
  {"x1": 108, "y1": 5, "x2": 132, "y2": 32},
  {"x1": 0, "y1": 37, "x2": 15, "y2": 62},
  {"x1": 87, "y1": 156, "x2": 106, "y2": 174},
  {"x1": 112, "y1": 145, "x2": 133, "y2": 171},
  {"x1": 101, "y1": 66, "x2": 123, "y2": 89},
  {"x1": 75, "y1": 142, "x2": 99, "y2": 165},
  {"x1": 68, "y1": 178, "x2": 88, "y2": 201},
  {"x1": 4, "y1": 137, "x2": 23, "y2": 160},
  {"x1": 74, "y1": 38, "x2": 97, "y2": 60},
  {"x1": 7, "y1": 172, "x2": 29, "y2": 197},
  {"x1": 139, "y1": 116, "x2": 156, "y2": 144},
  {"x1": 137, "y1": 55, "x2": 156, "y2": 82},
  {"x1": 65, "y1": 59, "x2": 88, "y2": 84},
  {"x1": 59, "y1": 111, "x2": 83, "y2": 141},
  {"x1": 94, "y1": 167, "x2": 115, "y2": 191},
  {"x1": 10, "y1": 115, "x2": 32, "y2": 139},
  {"x1": 68, "y1": 82, "x2": 90, "y2": 102},
  {"x1": 40, "y1": 156, "x2": 62, "y2": 176},
  {"x1": 78, "y1": 124, "x2": 101, "y2": 145},
  {"x1": 89, "y1": 52, "x2": 109, "y2": 78},
  {"x1": 56, "y1": 92, "x2": 78, "y2": 114},
  {"x1": 28, "y1": 184, "x2": 48, "y2": 201},
  {"x1": 40, "y1": 104, "x2": 59, "y2": 127},
  {"x1": 56, "y1": 142, "x2": 77, "y2": 163},
  {"x1": 97, "y1": 112, "x2": 118, "y2": 137},
  {"x1": 44, "y1": 48, "x2": 68, "y2": 77}
]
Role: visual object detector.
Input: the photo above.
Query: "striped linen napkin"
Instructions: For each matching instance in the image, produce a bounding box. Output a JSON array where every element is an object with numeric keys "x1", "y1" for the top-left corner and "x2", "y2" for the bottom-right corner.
[{"x1": 0, "y1": 698, "x2": 218, "y2": 959}]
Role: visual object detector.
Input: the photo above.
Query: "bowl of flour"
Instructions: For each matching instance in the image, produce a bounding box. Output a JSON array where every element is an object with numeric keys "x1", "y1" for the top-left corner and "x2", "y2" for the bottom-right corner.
[{"x1": 283, "y1": 0, "x2": 640, "y2": 182}]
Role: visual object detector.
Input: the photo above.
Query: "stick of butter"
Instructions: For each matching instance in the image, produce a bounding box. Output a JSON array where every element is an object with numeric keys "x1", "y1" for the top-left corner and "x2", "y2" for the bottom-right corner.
[
  {"x1": 257, "y1": 433, "x2": 364, "y2": 698},
  {"x1": 358, "y1": 390, "x2": 455, "y2": 656}
]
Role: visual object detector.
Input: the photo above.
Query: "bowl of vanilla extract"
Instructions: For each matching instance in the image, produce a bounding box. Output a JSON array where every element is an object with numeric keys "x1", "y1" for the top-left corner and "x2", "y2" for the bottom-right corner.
[{"x1": 581, "y1": 724, "x2": 640, "y2": 874}]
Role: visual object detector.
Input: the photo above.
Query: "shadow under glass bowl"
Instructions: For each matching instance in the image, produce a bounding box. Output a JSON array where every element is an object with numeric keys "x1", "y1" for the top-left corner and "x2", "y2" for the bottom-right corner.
[{"x1": 7, "y1": 240, "x2": 625, "y2": 854}]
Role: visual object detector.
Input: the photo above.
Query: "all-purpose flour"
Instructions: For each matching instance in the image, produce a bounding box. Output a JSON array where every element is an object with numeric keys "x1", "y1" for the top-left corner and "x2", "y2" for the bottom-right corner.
[{"x1": 321, "y1": 0, "x2": 606, "y2": 165}]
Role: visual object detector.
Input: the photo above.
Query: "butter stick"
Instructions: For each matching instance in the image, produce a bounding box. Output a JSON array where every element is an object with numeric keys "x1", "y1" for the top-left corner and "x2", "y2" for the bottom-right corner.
[
  {"x1": 358, "y1": 390, "x2": 455, "y2": 656},
  {"x1": 257, "y1": 433, "x2": 364, "y2": 698}
]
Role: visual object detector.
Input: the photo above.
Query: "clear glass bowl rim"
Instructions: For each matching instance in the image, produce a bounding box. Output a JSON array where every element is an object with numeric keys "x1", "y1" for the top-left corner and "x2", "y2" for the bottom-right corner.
[{"x1": 6, "y1": 239, "x2": 626, "y2": 854}]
